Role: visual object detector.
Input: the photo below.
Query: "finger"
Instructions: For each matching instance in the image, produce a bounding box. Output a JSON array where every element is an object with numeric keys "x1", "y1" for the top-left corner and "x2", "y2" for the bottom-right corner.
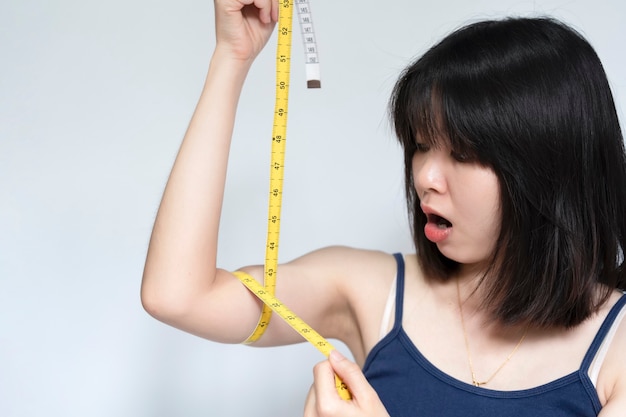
[
  {"x1": 312, "y1": 360, "x2": 348, "y2": 416},
  {"x1": 270, "y1": 0, "x2": 279, "y2": 22},
  {"x1": 312, "y1": 360, "x2": 340, "y2": 401},
  {"x1": 254, "y1": 0, "x2": 274, "y2": 24},
  {"x1": 302, "y1": 385, "x2": 317, "y2": 417},
  {"x1": 313, "y1": 353, "x2": 390, "y2": 417},
  {"x1": 328, "y1": 350, "x2": 372, "y2": 400}
]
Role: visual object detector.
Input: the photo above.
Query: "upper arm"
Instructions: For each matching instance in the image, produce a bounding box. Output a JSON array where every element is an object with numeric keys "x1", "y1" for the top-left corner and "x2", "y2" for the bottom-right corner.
[
  {"x1": 247, "y1": 247, "x2": 397, "y2": 355},
  {"x1": 141, "y1": 264, "x2": 263, "y2": 344},
  {"x1": 142, "y1": 246, "x2": 397, "y2": 353}
]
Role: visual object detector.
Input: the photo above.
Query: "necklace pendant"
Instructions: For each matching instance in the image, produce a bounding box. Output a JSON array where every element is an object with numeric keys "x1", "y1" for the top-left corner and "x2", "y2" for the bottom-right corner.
[{"x1": 473, "y1": 380, "x2": 483, "y2": 387}]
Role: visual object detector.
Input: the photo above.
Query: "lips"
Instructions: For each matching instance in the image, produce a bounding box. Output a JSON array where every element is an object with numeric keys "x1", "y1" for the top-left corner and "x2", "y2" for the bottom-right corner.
[{"x1": 422, "y1": 206, "x2": 453, "y2": 243}]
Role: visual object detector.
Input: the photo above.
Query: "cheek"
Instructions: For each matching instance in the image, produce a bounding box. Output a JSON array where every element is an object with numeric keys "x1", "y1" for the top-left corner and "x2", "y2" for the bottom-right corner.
[
  {"x1": 487, "y1": 206, "x2": 502, "y2": 241},
  {"x1": 411, "y1": 154, "x2": 428, "y2": 195},
  {"x1": 411, "y1": 156, "x2": 420, "y2": 192},
  {"x1": 465, "y1": 170, "x2": 501, "y2": 234},
  {"x1": 481, "y1": 178, "x2": 502, "y2": 239},
  {"x1": 486, "y1": 174, "x2": 501, "y2": 223}
]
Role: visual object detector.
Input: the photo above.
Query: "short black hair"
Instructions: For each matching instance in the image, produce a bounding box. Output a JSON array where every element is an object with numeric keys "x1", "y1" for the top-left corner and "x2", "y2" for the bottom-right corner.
[{"x1": 391, "y1": 17, "x2": 626, "y2": 328}]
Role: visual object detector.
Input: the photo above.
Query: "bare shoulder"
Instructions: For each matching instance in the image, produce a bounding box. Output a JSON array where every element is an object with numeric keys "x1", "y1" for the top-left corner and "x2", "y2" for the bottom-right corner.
[{"x1": 597, "y1": 291, "x2": 626, "y2": 413}]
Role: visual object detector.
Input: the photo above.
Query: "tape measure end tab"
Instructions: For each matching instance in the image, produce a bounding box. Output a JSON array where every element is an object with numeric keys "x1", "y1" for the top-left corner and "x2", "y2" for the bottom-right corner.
[{"x1": 307, "y1": 79, "x2": 321, "y2": 89}]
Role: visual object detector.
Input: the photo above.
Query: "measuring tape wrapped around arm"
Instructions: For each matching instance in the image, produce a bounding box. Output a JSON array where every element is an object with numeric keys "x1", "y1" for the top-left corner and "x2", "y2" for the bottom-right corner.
[
  {"x1": 232, "y1": 0, "x2": 351, "y2": 401},
  {"x1": 234, "y1": 270, "x2": 351, "y2": 400}
]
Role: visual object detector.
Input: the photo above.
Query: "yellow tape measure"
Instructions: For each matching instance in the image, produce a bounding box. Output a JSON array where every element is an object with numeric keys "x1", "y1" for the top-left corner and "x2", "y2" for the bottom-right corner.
[
  {"x1": 234, "y1": 0, "x2": 351, "y2": 401},
  {"x1": 234, "y1": 271, "x2": 351, "y2": 400},
  {"x1": 240, "y1": 0, "x2": 292, "y2": 345}
]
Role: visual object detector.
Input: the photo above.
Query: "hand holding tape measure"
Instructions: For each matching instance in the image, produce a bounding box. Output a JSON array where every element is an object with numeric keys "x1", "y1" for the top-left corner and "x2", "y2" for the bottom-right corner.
[
  {"x1": 232, "y1": 0, "x2": 352, "y2": 401},
  {"x1": 142, "y1": 0, "x2": 357, "y2": 407}
]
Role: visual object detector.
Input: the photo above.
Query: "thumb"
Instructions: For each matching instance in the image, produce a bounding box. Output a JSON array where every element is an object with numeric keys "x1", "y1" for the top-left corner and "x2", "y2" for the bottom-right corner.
[
  {"x1": 328, "y1": 350, "x2": 370, "y2": 399},
  {"x1": 328, "y1": 350, "x2": 390, "y2": 416}
]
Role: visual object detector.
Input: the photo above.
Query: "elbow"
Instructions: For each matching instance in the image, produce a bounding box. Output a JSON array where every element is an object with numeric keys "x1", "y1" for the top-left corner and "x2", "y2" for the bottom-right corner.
[
  {"x1": 141, "y1": 285, "x2": 168, "y2": 322},
  {"x1": 140, "y1": 286, "x2": 164, "y2": 321},
  {"x1": 140, "y1": 280, "x2": 191, "y2": 324},
  {"x1": 140, "y1": 259, "x2": 201, "y2": 323}
]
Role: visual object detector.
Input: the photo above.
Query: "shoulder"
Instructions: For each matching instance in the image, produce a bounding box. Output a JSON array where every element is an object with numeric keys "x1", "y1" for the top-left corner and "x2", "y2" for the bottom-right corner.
[
  {"x1": 285, "y1": 246, "x2": 401, "y2": 287},
  {"x1": 597, "y1": 292, "x2": 626, "y2": 411}
]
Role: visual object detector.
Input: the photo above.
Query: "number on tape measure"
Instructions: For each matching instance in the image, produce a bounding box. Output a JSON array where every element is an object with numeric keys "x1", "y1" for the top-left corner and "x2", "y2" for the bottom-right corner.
[
  {"x1": 295, "y1": 0, "x2": 321, "y2": 87},
  {"x1": 237, "y1": 0, "x2": 349, "y2": 402},
  {"x1": 243, "y1": 0, "x2": 293, "y2": 345},
  {"x1": 233, "y1": 271, "x2": 352, "y2": 400}
]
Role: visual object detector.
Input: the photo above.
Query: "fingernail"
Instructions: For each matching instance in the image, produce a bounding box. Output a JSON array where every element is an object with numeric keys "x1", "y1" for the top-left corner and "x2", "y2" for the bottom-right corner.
[{"x1": 330, "y1": 350, "x2": 345, "y2": 361}]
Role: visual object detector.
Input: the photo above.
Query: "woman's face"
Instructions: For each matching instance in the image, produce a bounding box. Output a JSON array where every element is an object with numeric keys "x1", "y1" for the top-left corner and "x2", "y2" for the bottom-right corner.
[{"x1": 412, "y1": 140, "x2": 501, "y2": 270}]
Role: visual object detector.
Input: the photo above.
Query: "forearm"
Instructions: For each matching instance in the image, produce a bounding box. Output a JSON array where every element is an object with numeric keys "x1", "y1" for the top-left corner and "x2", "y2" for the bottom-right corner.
[{"x1": 141, "y1": 51, "x2": 253, "y2": 313}]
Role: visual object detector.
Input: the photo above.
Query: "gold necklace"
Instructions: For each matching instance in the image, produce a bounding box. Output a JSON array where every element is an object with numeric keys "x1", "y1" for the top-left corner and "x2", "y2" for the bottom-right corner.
[{"x1": 456, "y1": 279, "x2": 529, "y2": 387}]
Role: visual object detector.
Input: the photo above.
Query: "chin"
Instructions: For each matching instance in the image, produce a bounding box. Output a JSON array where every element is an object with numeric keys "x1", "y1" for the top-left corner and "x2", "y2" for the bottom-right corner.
[{"x1": 437, "y1": 247, "x2": 488, "y2": 270}]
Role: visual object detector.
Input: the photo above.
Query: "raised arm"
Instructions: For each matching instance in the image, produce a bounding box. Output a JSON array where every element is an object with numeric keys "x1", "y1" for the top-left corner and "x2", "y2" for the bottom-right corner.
[
  {"x1": 140, "y1": 0, "x2": 280, "y2": 343},
  {"x1": 140, "y1": 0, "x2": 397, "y2": 359}
]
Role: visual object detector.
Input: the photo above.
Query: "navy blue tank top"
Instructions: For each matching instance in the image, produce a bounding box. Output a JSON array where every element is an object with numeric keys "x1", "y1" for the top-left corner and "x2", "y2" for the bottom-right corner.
[{"x1": 362, "y1": 253, "x2": 626, "y2": 416}]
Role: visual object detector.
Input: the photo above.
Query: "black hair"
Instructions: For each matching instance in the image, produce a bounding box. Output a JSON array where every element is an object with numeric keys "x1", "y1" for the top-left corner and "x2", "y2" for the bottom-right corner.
[{"x1": 391, "y1": 17, "x2": 626, "y2": 328}]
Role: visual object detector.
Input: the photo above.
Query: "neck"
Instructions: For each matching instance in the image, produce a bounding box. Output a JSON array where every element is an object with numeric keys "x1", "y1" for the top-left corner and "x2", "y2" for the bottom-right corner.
[
  {"x1": 454, "y1": 274, "x2": 530, "y2": 341},
  {"x1": 453, "y1": 267, "x2": 488, "y2": 313}
]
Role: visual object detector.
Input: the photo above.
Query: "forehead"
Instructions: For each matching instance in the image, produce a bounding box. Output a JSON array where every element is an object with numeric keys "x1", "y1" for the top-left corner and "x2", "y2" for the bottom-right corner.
[
  {"x1": 413, "y1": 112, "x2": 459, "y2": 151},
  {"x1": 412, "y1": 102, "x2": 448, "y2": 142},
  {"x1": 414, "y1": 129, "x2": 451, "y2": 147}
]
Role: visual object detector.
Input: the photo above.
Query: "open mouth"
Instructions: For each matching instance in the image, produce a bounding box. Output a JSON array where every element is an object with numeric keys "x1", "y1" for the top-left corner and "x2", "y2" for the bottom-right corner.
[{"x1": 427, "y1": 213, "x2": 452, "y2": 229}]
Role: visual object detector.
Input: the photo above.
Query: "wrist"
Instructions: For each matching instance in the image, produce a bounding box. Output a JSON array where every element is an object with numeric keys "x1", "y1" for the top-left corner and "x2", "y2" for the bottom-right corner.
[
  {"x1": 211, "y1": 45, "x2": 256, "y2": 72},
  {"x1": 204, "y1": 48, "x2": 254, "y2": 92}
]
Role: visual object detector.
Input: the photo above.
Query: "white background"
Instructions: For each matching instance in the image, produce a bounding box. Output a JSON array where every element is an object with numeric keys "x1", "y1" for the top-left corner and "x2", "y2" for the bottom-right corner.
[{"x1": 1, "y1": 0, "x2": 624, "y2": 416}]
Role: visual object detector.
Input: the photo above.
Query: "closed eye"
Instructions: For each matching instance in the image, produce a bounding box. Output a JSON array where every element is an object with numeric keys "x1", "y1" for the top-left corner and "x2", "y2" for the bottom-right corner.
[
  {"x1": 450, "y1": 150, "x2": 471, "y2": 162},
  {"x1": 415, "y1": 142, "x2": 430, "y2": 153}
]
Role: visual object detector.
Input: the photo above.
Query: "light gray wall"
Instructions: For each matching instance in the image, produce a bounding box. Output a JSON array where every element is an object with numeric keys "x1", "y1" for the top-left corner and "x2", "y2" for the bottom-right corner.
[{"x1": 1, "y1": 0, "x2": 624, "y2": 416}]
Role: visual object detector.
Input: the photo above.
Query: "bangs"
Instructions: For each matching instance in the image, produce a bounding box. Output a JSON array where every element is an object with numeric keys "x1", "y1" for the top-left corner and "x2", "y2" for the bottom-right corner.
[
  {"x1": 390, "y1": 16, "x2": 626, "y2": 327},
  {"x1": 390, "y1": 66, "x2": 482, "y2": 163}
]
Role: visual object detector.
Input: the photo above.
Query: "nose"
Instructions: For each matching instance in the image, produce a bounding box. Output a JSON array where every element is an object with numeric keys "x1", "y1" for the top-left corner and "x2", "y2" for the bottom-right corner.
[{"x1": 412, "y1": 150, "x2": 448, "y2": 198}]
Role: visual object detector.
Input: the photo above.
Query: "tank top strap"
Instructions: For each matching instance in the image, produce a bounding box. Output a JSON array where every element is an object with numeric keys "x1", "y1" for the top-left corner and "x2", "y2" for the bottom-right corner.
[
  {"x1": 391, "y1": 253, "x2": 406, "y2": 330},
  {"x1": 580, "y1": 293, "x2": 626, "y2": 372}
]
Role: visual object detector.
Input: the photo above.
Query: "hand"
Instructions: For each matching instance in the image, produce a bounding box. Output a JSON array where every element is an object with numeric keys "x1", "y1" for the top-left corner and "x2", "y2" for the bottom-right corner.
[
  {"x1": 303, "y1": 350, "x2": 391, "y2": 417},
  {"x1": 214, "y1": 0, "x2": 279, "y2": 62}
]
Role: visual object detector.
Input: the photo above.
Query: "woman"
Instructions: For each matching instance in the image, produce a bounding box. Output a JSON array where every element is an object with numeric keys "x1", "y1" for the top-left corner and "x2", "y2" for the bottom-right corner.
[{"x1": 141, "y1": 1, "x2": 626, "y2": 415}]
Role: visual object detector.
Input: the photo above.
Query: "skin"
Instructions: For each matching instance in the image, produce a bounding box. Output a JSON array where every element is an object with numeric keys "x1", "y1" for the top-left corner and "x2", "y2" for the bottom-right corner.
[
  {"x1": 140, "y1": 1, "x2": 626, "y2": 415},
  {"x1": 413, "y1": 141, "x2": 501, "y2": 269}
]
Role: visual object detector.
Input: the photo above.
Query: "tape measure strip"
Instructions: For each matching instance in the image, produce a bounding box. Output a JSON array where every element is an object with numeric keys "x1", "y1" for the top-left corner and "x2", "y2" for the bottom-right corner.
[
  {"x1": 234, "y1": 271, "x2": 352, "y2": 400},
  {"x1": 237, "y1": 0, "x2": 349, "y2": 401},
  {"x1": 242, "y1": 0, "x2": 294, "y2": 344},
  {"x1": 295, "y1": 0, "x2": 321, "y2": 88}
]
